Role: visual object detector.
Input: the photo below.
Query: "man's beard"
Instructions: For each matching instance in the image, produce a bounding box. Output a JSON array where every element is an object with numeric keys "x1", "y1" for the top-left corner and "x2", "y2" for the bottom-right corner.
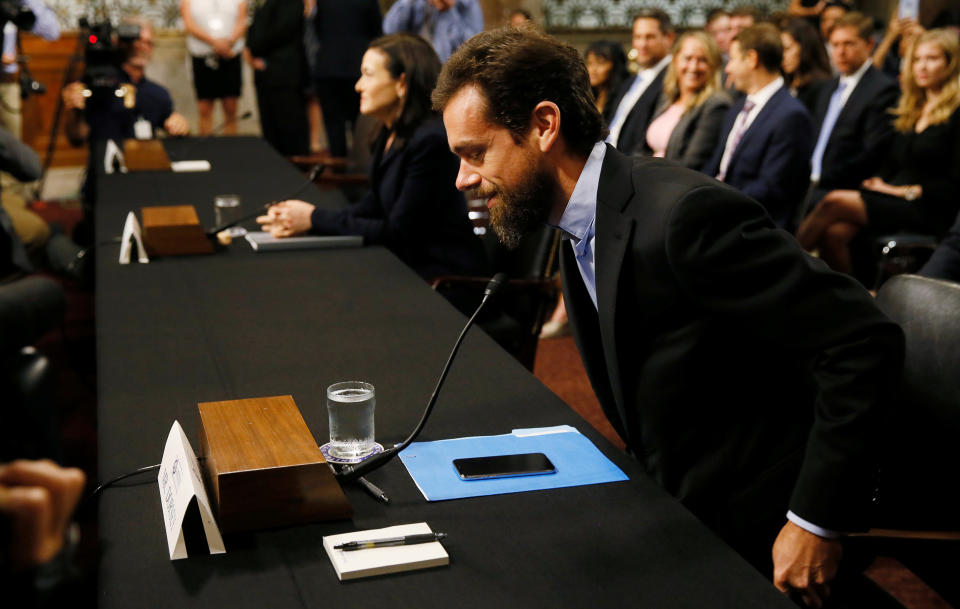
[{"x1": 468, "y1": 168, "x2": 554, "y2": 250}]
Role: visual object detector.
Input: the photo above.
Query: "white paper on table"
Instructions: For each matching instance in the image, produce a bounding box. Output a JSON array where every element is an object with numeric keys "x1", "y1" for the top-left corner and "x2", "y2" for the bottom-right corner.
[
  {"x1": 104, "y1": 139, "x2": 127, "y2": 174},
  {"x1": 171, "y1": 160, "x2": 212, "y2": 173},
  {"x1": 118, "y1": 211, "x2": 149, "y2": 265},
  {"x1": 157, "y1": 421, "x2": 225, "y2": 560}
]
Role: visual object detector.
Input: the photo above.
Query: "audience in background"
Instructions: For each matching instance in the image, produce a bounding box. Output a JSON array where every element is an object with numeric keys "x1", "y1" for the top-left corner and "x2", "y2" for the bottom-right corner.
[
  {"x1": 780, "y1": 18, "x2": 832, "y2": 114},
  {"x1": 584, "y1": 40, "x2": 629, "y2": 115},
  {"x1": 729, "y1": 6, "x2": 759, "y2": 37},
  {"x1": 644, "y1": 31, "x2": 731, "y2": 169},
  {"x1": 705, "y1": 23, "x2": 813, "y2": 230},
  {"x1": 873, "y1": 9, "x2": 925, "y2": 81},
  {"x1": 798, "y1": 29, "x2": 960, "y2": 273},
  {"x1": 257, "y1": 34, "x2": 485, "y2": 281},
  {"x1": 383, "y1": 0, "x2": 483, "y2": 62},
  {"x1": 705, "y1": 8, "x2": 734, "y2": 62},
  {"x1": 309, "y1": 0, "x2": 382, "y2": 158},
  {"x1": 801, "y1": 12, "x2": 899, "y2": 220},
  {"x1": 246, "y1": 0, "x2": 308, "y2": 156},
  {"x1": 604, "y1": 9, "x2": 674, "y2": 155},
  {"x1": 180, "y1": 0, "x2": 247, "y2": 136},
  {"x1": 787, "y1": 0, "x2": 826, "y2": 21},
  {"x1": 820, "y1": 0, "x2": 851, "y2": 71}
]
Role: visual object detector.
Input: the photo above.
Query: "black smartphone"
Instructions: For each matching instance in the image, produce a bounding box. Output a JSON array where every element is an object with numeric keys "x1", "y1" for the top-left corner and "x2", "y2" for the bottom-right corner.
[{"x1": 453, "y1": 453, "x2": 556, "y2": 480}]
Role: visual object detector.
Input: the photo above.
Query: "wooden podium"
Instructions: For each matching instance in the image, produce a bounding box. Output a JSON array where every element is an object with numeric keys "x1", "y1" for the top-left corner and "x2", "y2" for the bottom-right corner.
[
  {"x1": 141, "y1": 205, "x2": 215, "y2": 256},
  {"x1": 123, "y1": 139, "x2": 172, "y2": 171},
  {"x1": 197, "y1": 395, "x2": 352, "y2": 533}
]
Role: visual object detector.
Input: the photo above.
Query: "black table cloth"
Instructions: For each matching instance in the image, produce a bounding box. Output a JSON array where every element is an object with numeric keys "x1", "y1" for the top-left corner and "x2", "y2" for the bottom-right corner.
[{"x1": 94, "y1": 137, "x2": 792, "y2": 608}]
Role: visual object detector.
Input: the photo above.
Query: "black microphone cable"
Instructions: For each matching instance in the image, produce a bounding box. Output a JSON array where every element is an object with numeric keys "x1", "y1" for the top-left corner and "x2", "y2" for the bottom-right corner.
[
  {"x1": 336, "y1": 272, "x2": 508, "y2": 483},
  {"x1": 205, "y1": 163, "x2": 324, "y2": 237}
]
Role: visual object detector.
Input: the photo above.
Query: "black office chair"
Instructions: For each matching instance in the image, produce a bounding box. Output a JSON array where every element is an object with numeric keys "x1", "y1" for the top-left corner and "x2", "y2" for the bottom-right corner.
[
  {"x1": 855, "y1": 274, "x2": 960, "y2": 606},
  {"x1": 432, "y1": 226, "x2": 562, "y2": 371},
  {"x1": 0, "y1": 276, "x2": 66, "y2": 461},
  {"x1": 871, "y1": 233, "x2": 939, "y2": 291},
  {"x1": 288, "y1": 114, "x2": 379, "y2": 200}
]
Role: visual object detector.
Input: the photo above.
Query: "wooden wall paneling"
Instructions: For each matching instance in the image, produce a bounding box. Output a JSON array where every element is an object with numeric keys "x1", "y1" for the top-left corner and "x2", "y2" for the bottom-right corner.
[{"x1": 21, "y1": 31, "x2": 88, "y2": 168}]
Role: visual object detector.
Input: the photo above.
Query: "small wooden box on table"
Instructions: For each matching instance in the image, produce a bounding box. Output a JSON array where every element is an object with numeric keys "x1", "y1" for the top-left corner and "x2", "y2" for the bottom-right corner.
[
  {"x1": 197, "y1": 395, "x2": 352, "y2": 533},
  {"x1": 141, "y1": 205, "x2": 215, "y2": 256}
]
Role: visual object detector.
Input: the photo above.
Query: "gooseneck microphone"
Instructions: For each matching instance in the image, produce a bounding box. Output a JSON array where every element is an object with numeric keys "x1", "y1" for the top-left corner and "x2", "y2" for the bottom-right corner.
[
  {"x1": 171, "y1": 111, "x2": 254, "y2": 161},
  {"x1": 206, "y1": 164, "x2": 324, "y2": 237},
  {"x1": 336, "y1": 272, "x2": 508, "y2": 483}
]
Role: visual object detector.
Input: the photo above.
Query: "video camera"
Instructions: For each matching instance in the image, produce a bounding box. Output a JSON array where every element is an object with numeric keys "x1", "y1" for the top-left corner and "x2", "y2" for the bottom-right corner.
[{"x1": 79, "y1": 18, "x2": 141, "y2": 102}]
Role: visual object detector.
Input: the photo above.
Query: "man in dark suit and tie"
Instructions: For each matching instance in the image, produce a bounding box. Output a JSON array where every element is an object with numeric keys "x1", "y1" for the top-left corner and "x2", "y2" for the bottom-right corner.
[
  {"x1": 434, "y1": 26, "x2": 903, "y2": 608},
  {"x1": 704, "y1": 24, "x2": 813, "y2": 230},
  {"x1": 802, "y1": 12, "x2": 899, "y2": 217},
  {"x1": 603, "y1": 9, "x2": 673, "y2": 156}
]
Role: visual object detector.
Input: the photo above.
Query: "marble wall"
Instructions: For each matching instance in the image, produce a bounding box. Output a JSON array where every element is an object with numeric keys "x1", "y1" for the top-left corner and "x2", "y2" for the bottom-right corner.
[{"x1": 542, "y1": 0, "x2": 790, "y2": 29}]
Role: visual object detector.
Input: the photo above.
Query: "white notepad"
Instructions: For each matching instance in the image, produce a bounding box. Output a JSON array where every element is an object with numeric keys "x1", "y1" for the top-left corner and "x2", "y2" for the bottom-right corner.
[
  {"x1": 245, "y1": 231, "x2": 362, "y2": 252},
  {"x1": 322, "y1": 522, "x2": 449, "y2": 581}
]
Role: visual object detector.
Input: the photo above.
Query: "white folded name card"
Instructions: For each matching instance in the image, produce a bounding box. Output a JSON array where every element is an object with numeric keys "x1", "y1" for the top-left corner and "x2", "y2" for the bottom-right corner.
[
  {"x1": 157, "y1": 421, "x2": 225, "y2": 560},
  {"x1": 119, "y1": 211, "x2": 149, "y2": 265}
]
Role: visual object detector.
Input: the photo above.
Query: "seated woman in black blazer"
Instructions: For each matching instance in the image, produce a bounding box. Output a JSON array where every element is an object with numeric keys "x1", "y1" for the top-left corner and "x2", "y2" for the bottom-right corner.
[
  {"x1": 257, "y1": 33, "x2": 485, "y2": 281},
  {"x1": 797, "y1": 29, "x2": 960, "y2": 273},
  {"x1": 642, "y1": 30, "x2": 731, "y2": 170},
  {"x1": 781, "y1": 18, "x2": 832, "y2": 115}
]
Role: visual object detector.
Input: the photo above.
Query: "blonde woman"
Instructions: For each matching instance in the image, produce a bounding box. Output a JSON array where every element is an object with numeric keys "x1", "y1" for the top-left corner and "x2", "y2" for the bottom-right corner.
[
  {"x1": 797, "y1": 29, "x2": 960, "y2": 273},
  {"x1": 644, "y1": 30, "x2": 731, "y2": 169}
]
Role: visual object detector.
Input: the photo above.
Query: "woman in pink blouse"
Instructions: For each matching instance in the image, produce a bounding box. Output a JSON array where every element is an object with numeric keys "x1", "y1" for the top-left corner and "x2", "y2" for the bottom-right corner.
[{"x1": 643, "y1": 30, "x2": 731, "y2": 169}]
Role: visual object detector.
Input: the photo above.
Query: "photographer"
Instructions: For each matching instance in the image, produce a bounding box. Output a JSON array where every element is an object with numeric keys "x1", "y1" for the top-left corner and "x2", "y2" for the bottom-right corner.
[
  {"x1": 0, "y1": 0, "x2": 59, "y2": 139},
  {"x1": 61, "y1": 17, "x2": 189, "y2": 146}
]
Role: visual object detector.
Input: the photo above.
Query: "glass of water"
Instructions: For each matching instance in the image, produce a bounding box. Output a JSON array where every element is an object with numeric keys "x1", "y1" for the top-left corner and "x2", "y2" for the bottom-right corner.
[
  {"x1": 214, "y1": 194, "x2": 246, "y2": 237},
  {"x1": 326, "y1": 381, "x2": 376, "y2": 460}
]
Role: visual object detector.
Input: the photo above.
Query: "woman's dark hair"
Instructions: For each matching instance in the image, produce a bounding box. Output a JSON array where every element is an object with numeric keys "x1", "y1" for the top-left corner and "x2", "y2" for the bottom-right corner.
[
  {"x1": 584, "y1": 40, "x2": 629, "y2": 101},
  {"x1": 368, "y1": 33, "x2": 442, "y2": 147},
  {"x1": 782, "y1": 18, "x2": 832, "y2": 86}
]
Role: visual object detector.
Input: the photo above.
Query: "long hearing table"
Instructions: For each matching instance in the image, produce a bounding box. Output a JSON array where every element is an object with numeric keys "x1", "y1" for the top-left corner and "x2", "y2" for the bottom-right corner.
[{"x1": 94, "y1": 137, "x2": 794, "y2": 608}]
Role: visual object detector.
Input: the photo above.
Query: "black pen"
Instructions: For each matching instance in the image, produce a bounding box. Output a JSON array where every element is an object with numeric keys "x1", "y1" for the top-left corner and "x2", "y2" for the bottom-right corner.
[
  {"x1": 357, "y1": 476, "x2": 390, "y2": 504},
  {"x1": 334, "y1": 532, "x2": 447, "y2": 551}
]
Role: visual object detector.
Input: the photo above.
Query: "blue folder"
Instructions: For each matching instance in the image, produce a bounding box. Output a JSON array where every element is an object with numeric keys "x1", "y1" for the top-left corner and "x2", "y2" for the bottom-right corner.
[{"x1": 398, "y1": 425, "x2": 629, "y2": 501}]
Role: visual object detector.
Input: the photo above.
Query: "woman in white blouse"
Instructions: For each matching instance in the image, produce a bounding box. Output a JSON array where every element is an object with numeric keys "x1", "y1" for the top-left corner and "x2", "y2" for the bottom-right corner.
[{"x1": 180, "y1": 0, "x2": 248, "y2": 135}]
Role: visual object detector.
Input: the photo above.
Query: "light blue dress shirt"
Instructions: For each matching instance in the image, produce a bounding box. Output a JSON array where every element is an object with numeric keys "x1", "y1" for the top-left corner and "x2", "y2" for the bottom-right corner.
[
  {"x1": 555, "y1": 141, "x2": 605, "y2": 310},
  {"x1": 382, "y1": 0, "x2": 483, "y2": 62}
]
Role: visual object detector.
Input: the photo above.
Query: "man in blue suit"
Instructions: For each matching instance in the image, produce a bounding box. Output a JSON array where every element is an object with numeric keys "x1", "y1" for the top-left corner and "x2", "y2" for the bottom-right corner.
[{"x1": 704, "y1": 24, "x2": 813, "y2": 230}]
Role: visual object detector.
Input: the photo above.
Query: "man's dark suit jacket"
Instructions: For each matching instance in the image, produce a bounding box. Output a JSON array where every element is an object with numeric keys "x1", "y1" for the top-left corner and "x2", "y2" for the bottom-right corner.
[
  {"x1": 604, "y1": 68, "x2": 667, "y2": 156},
  {"x1": 247, "y1": 0, "x2": 305, "y2": 88},
  {"x1": 562, "y1": 145, "x2": 903, "y2": 560},
  {"x1": 312, "y1": 0, "x2": 381, "y2": 80},
  {"x1": 704, "y1": 86, "x2": 813, "y2": 230},
  {"x1": 309, "y1": 117, "x2": 485, "y2": 280},
  {"x1": 646, "y1": 91, "x2": 732, "y2": 169},
  {"x1": 812, "y1": 65, "x2": 898, "y2": 191}
]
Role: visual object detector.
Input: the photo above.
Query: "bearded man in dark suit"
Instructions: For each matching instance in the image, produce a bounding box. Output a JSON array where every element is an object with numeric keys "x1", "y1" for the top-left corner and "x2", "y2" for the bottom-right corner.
[{"x1": 433, "y1": 26, "x2": 903, "y2": 608}]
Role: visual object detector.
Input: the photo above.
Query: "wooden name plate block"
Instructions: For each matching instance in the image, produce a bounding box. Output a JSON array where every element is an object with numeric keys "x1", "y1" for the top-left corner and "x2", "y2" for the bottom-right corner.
[
  {"x1": 124, "y1": 139, "x2": 172, "y2": 171},
  {"x1": 197, "y1": 395, "x2": 352, "y2": 533},
  {"x1": 141, "y1": 205, "x2": 215, "y2": 256}
]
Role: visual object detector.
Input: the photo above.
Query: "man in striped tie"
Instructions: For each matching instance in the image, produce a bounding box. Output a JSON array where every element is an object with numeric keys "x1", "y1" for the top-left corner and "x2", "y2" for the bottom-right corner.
[{"x1": 704, "y1": 24, "x2": 813, "y2": 230}]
